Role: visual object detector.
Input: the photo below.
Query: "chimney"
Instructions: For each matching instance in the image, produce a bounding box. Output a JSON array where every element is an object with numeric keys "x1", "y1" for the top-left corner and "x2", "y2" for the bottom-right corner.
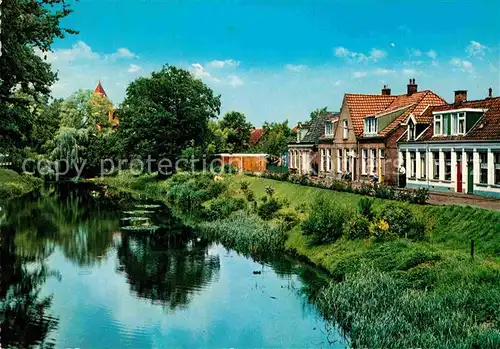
[
  {"x1": 381, "y1": 85, "x2": 391, "y2": 96},
  {"x1": 454, "y1": 90, "x2": 468, "y2": 105},
  {"x1": 296, "y1": 122, "x2": 301, "y2": 142},
  {"x1": 407, "y1": 78, "x2": 418, "y2": 95},
  {"x1": 487, "y1": 87, "x2": 493, "y2": 99}
]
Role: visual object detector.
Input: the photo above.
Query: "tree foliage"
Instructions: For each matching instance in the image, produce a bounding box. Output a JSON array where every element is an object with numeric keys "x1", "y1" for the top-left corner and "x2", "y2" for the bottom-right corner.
[
  {"x1": 310, "y1": 106, "x2": 328, "y2": 120},
  {"x1": 253, "y1": 121, "x2": 292, "y2": 157},
  {"x1": 219, "y1": 111, "x2": 252, "y2": 152},
  {"x1": 0, "y1": 0, "x2": 76, "y2": 150},
  {"x1": 117, "y1": 65, "x2": 221, "y2": 169}
]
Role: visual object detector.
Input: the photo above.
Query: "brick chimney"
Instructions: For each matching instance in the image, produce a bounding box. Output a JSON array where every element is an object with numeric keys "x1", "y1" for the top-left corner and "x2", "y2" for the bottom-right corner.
[
  {"x1": 454, "y1": 90, "x2": 468, "y2": 105},
  {"x1": 381, "y1": 85, "x2": 391, "y2": 96},
  {"x1": 487, "y1": 87, "x2": 493, "y2": 99},
  {"x1": 407, "y1": 78, "x2": 417, "y2": 95}
]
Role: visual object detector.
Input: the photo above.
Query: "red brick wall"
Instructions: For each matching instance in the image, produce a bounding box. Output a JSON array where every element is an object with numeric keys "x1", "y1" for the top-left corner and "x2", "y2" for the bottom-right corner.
[{"x1": 384, "y1": 125, "x2": 407, "y2": 185}]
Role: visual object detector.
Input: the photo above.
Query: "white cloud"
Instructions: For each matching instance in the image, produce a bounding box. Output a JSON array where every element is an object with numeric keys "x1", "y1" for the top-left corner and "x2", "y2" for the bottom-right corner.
[
  {"x1": 190, "y1": 63, "x2": 220, "y2": 82},
  {"x1": 427, "y1": 50, "x2": 437, "y2": 59},
  {"x1": 410, "y1": 49, "x2": 422, "y2": 57},
  {"x1": 334, "y1": 46, "x2": 387, "y2": 63},
  {"x1": 450, "y1": 57, "x2": 474, "y2": 73},
  {"x1": 284, "y1": 64, "x2": 307, "y2": 72},
  {"x1": 208, "y1": 59, "x2": 240, "y2": 68},
  {"x1": 402, "y1": 68, "x2": 422, "y2": 76},
  {"x1": 374, "y1": 68, "x2": 396, "y2": 75},
  {"x1": 390, "y1": 43, "x2": 395, "y2": 48},
  {"x1": 115, "y1": 48, "x2": 136, "y2": 58},
  {"x1": 228, "y1": 75, "x2": 244, "y2": 87},
  {"x1": 36, "y1": 41, "x2": 99, "y2": 63},
  {"x1": 127, "y1": 64, "x2": 142, "y2": 73},
  {"x1": 466, "y1": 40, "x2": 488, "y2": 58},
  {"x1": 353, "y1": 71, "x2": 367, "y2": 78}
]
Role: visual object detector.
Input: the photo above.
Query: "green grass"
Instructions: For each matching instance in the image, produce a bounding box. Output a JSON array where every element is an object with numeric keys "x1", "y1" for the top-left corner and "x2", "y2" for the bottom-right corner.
[
  {"x1": 0, "y1": 169, "x2": 43, "y2": 199},
  {"x1": 99, "y1": 171, "x2": 500, "y2": 347}
]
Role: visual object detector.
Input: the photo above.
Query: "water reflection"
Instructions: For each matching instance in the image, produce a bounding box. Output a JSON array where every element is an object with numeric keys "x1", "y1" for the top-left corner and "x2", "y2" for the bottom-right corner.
[{"x1": 0, "y1": 184, "x2": 344, "y2": 348}]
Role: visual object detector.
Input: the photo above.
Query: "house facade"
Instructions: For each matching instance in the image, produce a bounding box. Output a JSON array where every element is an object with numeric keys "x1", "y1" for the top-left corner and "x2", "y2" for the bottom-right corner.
[
  {"x1": 318, "y1": 80, "x2": 446, "y2": 184},
  {"x1": 398, "y1": 89, "x2": 500, "y2": 198},
  {"x1": 288, "y1": 113, "x2": 337, "y2": 175}
]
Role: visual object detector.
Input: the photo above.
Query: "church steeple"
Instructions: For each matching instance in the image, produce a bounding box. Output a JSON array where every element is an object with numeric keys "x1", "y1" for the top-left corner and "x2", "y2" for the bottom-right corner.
[{"x1": 94, "y1": 80, "x2": 107, "y2": 97}]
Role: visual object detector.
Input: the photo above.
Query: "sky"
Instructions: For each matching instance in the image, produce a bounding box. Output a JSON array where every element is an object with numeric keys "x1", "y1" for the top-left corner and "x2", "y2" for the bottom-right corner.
[{"x1": 45, "y1": 0, "x2": 500, "y2": 126}]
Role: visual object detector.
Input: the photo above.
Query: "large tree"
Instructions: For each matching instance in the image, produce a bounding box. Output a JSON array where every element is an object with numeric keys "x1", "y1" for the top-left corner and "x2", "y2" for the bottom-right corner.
[
  {"x1": 117, "y1": 65, "x2": 221, "y2": 170},
  {"x1": 219, "y1": 111, "x2": 253, "y2": 152},
  {"x1": 0, "y1": 0, "x2": 76, "y2": 151},
  {"x1": 253, "y1": 121, "x2": 292, "y2": 158},
  {"x1": 310, "y1": 106, "x2": 328, "y2": 120}
]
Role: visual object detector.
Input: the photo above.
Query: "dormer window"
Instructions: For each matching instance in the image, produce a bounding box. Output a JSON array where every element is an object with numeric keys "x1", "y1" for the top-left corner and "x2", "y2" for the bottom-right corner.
[
  {"x1": 365, "y1": 118, "x2": 377, "y2": 135},
  {"x1": 451, "y1": 112, "x2": 466, "y2": 135},
  {"x1": 325, "y1": 122, "x2": 333, "y2": 137},
  {"x1": 434, "y1": 115, "x2": 443, "y2": 136},
  {"x1": 408, "y1": 119, "x2": 416, "y2": 141}
]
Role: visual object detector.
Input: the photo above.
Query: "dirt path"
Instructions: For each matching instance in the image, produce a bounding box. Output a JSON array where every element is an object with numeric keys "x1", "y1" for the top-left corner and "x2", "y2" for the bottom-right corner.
[{"x1": 428, "y1": 192, "x2": 500, "y2": 211}]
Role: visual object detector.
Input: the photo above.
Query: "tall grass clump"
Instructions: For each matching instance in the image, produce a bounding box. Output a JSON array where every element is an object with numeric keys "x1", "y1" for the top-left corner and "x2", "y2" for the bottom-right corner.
[
  {"x1": 198, "y1": 211, "x2": 286, "y2": 257},
  {"x1": 316, "y1": 264, "x2": 500, "y2": 349},
  {"x1": 301, "y1": 194, "x2": 352, "y2": 244}
]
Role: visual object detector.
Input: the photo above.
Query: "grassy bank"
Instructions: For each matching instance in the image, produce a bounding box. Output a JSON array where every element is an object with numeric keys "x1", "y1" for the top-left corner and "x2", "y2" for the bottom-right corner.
[
  {"x1": 98, "y1": 172, "x2": 500, "y2": 347},
  {"x1": 0, "y1": 169, "x2": 43, "y2": 200}
]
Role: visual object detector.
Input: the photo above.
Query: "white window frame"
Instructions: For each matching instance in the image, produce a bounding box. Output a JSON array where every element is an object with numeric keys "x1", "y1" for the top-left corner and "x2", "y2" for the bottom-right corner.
[
  {"x1": 320, "y1": 148, "x2": 325, "y2": 172},
  {"x1": 337, "y1": 149, "x2": 343, "y2": 173},
  {"x1": 325, "y1": 122, "x2": 333, "y2": 137},
  {"x1": 370, "y1": 149, "x2": 377, "y2": 174},
  {"x1": 362, "y1": 149, "x2": 367, "y2": 175},
  {"x1": 434, "y1": 115, "x2": 443, "y2": 136},
  {"x1": 458, "y1": 113, "x2": 466, "y2": 135},
  {"x1": 327, "y1": 149, "x2": 332, "y2": 172},
  {"x1": 451, "y1": 113, "x2": 458, "y2": 135},
  {"x1": 420, "y1": 152, "x2": 426, "y2": 179},
  {"x1": 346, "y1": 148, "x2": 351, "y2": 173},
  {"x1": 343, "y1": 120, "x2": 348, "y2": 139},
  {"x1": 365, "y1": 118, "x2": 377, "y2": 135}
]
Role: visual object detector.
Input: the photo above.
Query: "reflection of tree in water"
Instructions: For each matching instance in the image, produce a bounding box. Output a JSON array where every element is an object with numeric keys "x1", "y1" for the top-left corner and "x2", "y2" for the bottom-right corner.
[
  {"x1": 2, "y1": 183, "x2": 122, "y2": 267},
  {"x1": 117, "y1": 217, "x2": 220, "y2": 310},
  {"x1": 0, "y1": 225, "x2": 59, "y2": 348}
]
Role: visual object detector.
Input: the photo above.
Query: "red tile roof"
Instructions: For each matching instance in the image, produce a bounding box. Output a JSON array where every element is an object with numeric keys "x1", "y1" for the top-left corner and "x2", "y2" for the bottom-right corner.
[
  {"x1": 249, "y1": 128, "x2": 264, "y2": 145},
  {"x1": 418, "y1": 96, "x2": 500, "y2": 141},
  {"x1": 345, "y1": 90, "x2": 446, "y2": 137},
  {"x1": 94, "y1": 81, "x2": 107, "y2": 97}
]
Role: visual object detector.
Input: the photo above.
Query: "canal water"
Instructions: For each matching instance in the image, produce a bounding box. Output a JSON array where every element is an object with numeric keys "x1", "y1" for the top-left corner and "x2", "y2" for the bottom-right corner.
[{"x1": 0, "y1": 184, "x2": 346, "y2": 348}]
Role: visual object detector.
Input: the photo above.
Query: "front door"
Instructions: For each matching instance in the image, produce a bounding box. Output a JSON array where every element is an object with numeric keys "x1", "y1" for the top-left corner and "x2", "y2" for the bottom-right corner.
[{"x1": 457, "y1": 160, "x2": 462, "y2": 192}]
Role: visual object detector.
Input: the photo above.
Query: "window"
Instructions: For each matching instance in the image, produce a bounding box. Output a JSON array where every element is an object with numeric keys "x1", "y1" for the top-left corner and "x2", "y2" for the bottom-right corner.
[
  {"x1": 370, "y1": 149, "x2": 377, "y2": 174},
  {"x1": 420, "y1": 152, "x2": 426, "y2": 179},
  {"x1": 495, "y1": 152, "x2": 500, "y2": 185},
  {"x1": 451, "y1": 113, "x2": 457, "y2": 135},
  {"x1": 325, "y1": 122, "x2": 333, "y2": 136},
  {"x1": 362, "y1": 149, "x2": 368, "y2": 174},
  {"x1": 338, "y1": 149, "x2": 343, "y2": 172},
  {"x1": 458, "y1": 113, "x2": 466, "y2": 135},
  {"x1": 365, "y1": 118, "x2": 377, "y2": 135},
  {"x1": 445, "y1": 152, "x2": 451, "y2": 181},
  {"x1": 346, "y1": 149, "x2": 351, "y2": 172},
  {"x1": 408, "y1": 120, "x2": 415, "y2": 140},
  {"x1": 320, "y1": 149, "x2": 325, "y2": 171},
  {"x1": 443, "y1": 114, "x2": 449, "y2": 135},
  {"x1": 479, "y1": 152, "x2": 488, "y2": 184},
  {"x1": 434, "y1": 115, "x2": 442, "y2": 136},
  {"x1": 410, "y1": 152, "x2": 416, "y2": 178},
  {"x1": 343, "y1": 120, "x2": 348, "y2": 139},
  {"x1": 327, "y1": 149, "x2": 332, "y2": 172},
  {"x1": 433, "y1": 151, "x2": 440, "y2": 179}
]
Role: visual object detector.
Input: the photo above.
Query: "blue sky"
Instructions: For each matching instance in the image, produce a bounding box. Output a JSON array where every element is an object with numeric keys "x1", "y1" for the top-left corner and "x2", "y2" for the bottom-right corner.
[{"x1": 45, "y1": 0, "x2": 500, "y2": 125}]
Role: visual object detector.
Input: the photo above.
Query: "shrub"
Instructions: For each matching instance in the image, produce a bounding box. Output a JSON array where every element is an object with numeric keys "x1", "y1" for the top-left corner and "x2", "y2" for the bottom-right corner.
[
  {"x1": 356, "y1": 182, "x2": 374, "y2": 196},
  {"x1": 245, "y1": 190, "x2": 255, "y2": 202},
  {"x1": 379, "y1": 203, "x2": 427, "y2": 240},
  {"x1": 264, "y1": 185, "x2": 275, "y2": 197},
  {"x1": 411, "y1": 188, "x2": 430, "y2": 205},
  {"x1": 343, "y1": 214, "x2": 371, "y2": 240},
  {"x1": 240, "y1": 180, "x2": 250, "y2": 191},
  {"x1": 369, "y1": 219, "x2": 394, "y2": 241},
  {"x1": 276, "y1": 210, "x2": 300, "y2": 230},
  {"x1": 358, "y1": 197, "x2": 375, "y2": 220},
  {"x1": 205, "y1": 196, "x2": 246, "y2": 220},
  {"x1": 257, "y1": 197, "x2": 282, "y2": 220},
  {"x1": 374, "y1": 184, "x2": 396, "y2": 200},
  {"x1": 302, "y1": 194, "x2": 352, "y2": 244}
]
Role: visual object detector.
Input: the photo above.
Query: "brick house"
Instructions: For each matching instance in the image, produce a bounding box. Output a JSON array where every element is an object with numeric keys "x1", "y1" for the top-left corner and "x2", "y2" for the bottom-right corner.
[
  {"x1": 288, "y1": 112, "x2": 338, "y2": 175},
  {"x1": 398, "y1": 88, "x2": 500, "y2": 198},
  {"x1": 321, "y1": 79, "x2": 446, "y2": 184}
]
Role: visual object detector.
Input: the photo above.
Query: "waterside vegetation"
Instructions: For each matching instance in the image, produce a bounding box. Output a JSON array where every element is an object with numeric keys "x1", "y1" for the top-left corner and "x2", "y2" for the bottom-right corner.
[{"x1": 98, "y1": 171, "x2": 500, "y2": 348}]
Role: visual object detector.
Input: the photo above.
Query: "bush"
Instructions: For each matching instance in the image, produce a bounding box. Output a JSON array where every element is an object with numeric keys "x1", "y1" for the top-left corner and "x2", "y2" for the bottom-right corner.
[
  {"x1": 369, "y1": 219, "x2": 394, "y2": 241},
  {"x1": 343, "y1": 214, "x2": 371, "y2": 240},
  {"x1": 356, "y1": 182, "x2": 374, "y2": 196},
  {"x1": 358, "y1": 197, "x2": 375, "y2": 220},
  {"x1": 411, "y1": 188, "x2": 430, "y2": 205},
  {"x1": 205, "y1": 196, "x2": 246, "y2": 220},
  {"x1": 379, "y1": 203, "x2": 427, "y2": 240},
  {"x1": 264, "y1": 185, "x2": 275, "y2": 197},
  {"x1": 240, "y1": 180, "x2": 250, "y2": 191},
  {"x1": 302, "y1": 194, "x2": 352, "y2": 244},
  {"x1": 245, "y1": 190, "x2": 255, "y2": 202},
  {"x1": 276, "y1": 210, "x2": 300, "y2": 230},
  {"x1": 374, "y1": 184, "x2": 396, "y2": 200},
  {"x1": 257, "y1": 197, "x2": 283, "y2": 220}
]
